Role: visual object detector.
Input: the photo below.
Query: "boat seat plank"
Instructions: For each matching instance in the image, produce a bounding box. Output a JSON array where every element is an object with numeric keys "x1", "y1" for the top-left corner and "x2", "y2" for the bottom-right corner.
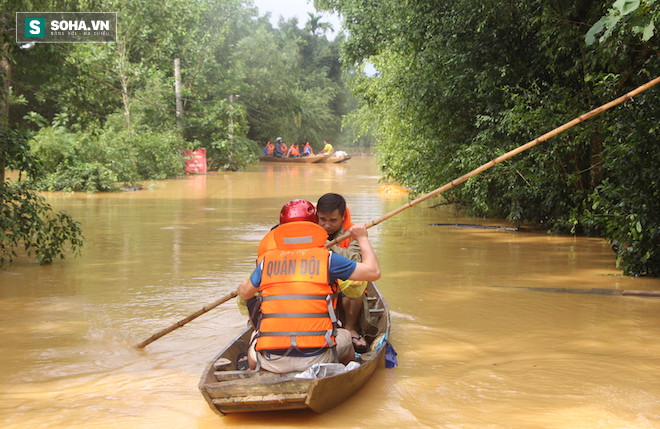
[
  {"x1": 204, "y1": 378, "x2": 312, "y2": 397},
  {"x1": 214, "y1": 370, "x2": 288, "y2": 382}
]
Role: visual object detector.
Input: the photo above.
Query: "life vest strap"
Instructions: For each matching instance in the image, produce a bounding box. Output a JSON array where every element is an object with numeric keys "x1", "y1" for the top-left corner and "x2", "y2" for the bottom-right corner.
[
  {"x1": 259, "y1": 329, "x2": 332, "y2": 337},
  {"x1": 256, "y1": 328, "x2": 337, "y2": 360},
  {"x1": 262, "y1": 294, "x2": 328, "y2": 301},
  {"x1": 325, "y1": 330, "x2": 334, "y2": 349},
  {"x1": 326, "y1": 295, "x2": 338, "y2": 324},
  {"x1": 261, "y1": 312, "x2": 330, "y2": 319},
  {"x1": 264, "y1": 348, "x2": 326, "y2": 358}
]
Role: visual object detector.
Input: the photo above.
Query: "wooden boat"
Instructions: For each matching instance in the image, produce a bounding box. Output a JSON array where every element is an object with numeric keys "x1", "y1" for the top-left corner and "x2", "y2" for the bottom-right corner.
[
  {"x1": 318, "y1": 153, "x2": 352, "y2": 163},
  {"x1": 199, "y1": 281, "x2": 390, "y2": 414},
  {"x1": 259, "y1": 153, "x2": 330, "y2": 163}
]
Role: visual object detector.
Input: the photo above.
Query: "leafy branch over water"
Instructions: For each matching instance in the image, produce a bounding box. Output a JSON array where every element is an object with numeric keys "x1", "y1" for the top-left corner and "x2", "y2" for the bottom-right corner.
[{"x1": 0, "y1": 182, "x2": 83, "y2": 265}]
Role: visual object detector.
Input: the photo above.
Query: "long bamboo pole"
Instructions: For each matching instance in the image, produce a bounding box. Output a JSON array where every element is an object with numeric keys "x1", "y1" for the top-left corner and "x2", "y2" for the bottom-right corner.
[
  {"x1": 135, "y1": 291, "x2": 237, "y2": 349},
  {"x1": 136, "y1": 75, "x2": 658, "y2": 349},
  {"x1": 327, "y1": 75, "x2": 660, "y2": 247}
]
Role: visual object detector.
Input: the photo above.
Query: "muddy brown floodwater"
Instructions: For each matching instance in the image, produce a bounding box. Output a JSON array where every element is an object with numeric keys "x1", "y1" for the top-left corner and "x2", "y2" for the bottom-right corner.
[{"x1": 1, "y1": 156, "x2": 659, "y2": 428}]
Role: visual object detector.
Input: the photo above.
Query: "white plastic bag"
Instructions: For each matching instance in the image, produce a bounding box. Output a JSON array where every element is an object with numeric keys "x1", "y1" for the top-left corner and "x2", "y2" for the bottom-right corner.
[{"x1": 294, "y1": 361, "x2": 360, "y2": 379}]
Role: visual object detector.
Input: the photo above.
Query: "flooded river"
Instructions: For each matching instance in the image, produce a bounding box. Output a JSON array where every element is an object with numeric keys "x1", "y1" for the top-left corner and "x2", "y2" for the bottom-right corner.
[{"x1": 1, "y1": 156, "x2": 659, "y2": 428}]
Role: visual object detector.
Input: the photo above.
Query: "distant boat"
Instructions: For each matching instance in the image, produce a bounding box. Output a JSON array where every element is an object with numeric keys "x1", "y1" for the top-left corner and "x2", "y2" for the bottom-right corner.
[
  {"x1": 319, "y1": 151, "x2": 351, "y2": 163},
  {"x1": 199, "y1": 281, "x2": 390, "y2": 415},
  {"x1": 259, "y1": 153, "x2": 330, "y2": 163}
]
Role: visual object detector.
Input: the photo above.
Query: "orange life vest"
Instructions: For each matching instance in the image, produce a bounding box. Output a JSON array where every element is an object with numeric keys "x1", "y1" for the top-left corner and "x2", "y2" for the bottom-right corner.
[
  {"x1": 338, "y1": 207, "x2": 354, "y2": 248},
  {"x1": 265, "y1": 142, "x2": 274, "y2": 155},
  {"x1": 290, "y1": 144, "x2": 300, "y2": 156},
  {"x1": 256, "y1": 222, "x2": 337, "y2": 353},
  {"x1": 257, "y1": 228, "x2": 277, "y2": 263}
]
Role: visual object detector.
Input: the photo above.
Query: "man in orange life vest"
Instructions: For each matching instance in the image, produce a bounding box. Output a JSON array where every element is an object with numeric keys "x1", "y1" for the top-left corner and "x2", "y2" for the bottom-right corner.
[
  {"x1": 262, "y1": 141, "x2": 274, "y2": 155},
  {"x1": 316, "y1": 193, "x2": 368, "y2": 350},
  {"x1": 287, "y1": 143, "x2": 301, "y2": 158},
  {"x1": 237, "y1": 200, "x2": 381, "y2": 373}
]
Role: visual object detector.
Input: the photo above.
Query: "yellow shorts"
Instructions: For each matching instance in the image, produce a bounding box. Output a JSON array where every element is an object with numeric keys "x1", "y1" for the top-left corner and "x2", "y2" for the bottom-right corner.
[{"x1": 338, "y1": 280, "x2": 367, "y2": 298}]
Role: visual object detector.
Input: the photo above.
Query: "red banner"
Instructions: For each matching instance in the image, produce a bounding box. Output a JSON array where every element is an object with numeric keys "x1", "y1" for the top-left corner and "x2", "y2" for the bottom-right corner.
[{"x1": 184, "y1": 148, "x2": 207, "y2": 174}]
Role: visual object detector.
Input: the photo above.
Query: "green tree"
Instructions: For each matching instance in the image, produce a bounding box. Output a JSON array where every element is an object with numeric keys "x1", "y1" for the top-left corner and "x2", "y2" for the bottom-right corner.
[
  {"x1": 580, "y1": 0, "x2": 659, "y2": 276},
  {"x1": 7, "y1": 0, "x2": 356, "y2": 179},
  {"x1": 227, "y1": 14, "x2": 349, "y2": 147},
  {"x1": 0, "y1": 180, "x2": 83, "y2": 265},
  {"x1": 319, "y1": 0, "x2": 658, "y2": 275},
  {"x1": 305, "y1": 12, "x2": 334, "y2": 37},
  {"x1": 0, "y1": 98, "x2": 84, "y2": 266},
  {"x1": 1, "y1": 1, "x2": 86, "y2": 265}
]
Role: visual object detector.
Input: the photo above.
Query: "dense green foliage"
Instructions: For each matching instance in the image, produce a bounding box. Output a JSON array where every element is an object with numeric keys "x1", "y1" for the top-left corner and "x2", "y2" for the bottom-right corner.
[
  {"x1": 2, "y1": 0, "x2": 354, "y2": 180},
  {"x1": 0, "y1": 108, "x2": 84, "y2": 265},
  {"x1": 579, "y1": 98, "x2": 659, "y2": 275},
  {"x1": 0, "y1": 181, "x2": 83, "y2": 264},
  {"x1": 28, "y1": 125, "x2": 185, "y2": 191},
  {"x1": 318, "y1": 0, "x2": 658, "y2": 276},
  {"x1": 0, "y1": 0, "x2": 355, "y2": 264}
]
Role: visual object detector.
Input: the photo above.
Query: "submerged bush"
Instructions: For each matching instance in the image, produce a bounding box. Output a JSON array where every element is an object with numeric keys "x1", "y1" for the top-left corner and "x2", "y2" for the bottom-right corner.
[
  {"x1": 28, "y1": 126, "x2": 185, "y2": 192},
  {"x1": 36, "y1": 162, "x2": 119, "y2": 192},
  {"x1": 205, "y1": 137, "x2": 259, "y2": 171}
]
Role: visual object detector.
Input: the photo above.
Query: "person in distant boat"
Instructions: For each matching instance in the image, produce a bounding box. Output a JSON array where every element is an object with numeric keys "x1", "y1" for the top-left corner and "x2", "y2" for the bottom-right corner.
[
  {"x1": 320, "y1": 140, "x2": 334, "y2": 155},
  {"x1": 274, "y1": 137, "x2": 286, "y2": 158},
  {"x1": 303, "y1": 141, "x2": 314, "y2": 156},
  {"x1": 316, "y1": 193, "x2": 368, "y2": 351},
  {"x1": 236, "y1": 199, "x2": 381, "y2": 373},
  {"x1": 273, "y1": 137, "x2": 283, "y2": 157},
  {"x1": 288, "y1": 143, "x2": 301, "y2": 158},
  {"x1": 262, "y1": 141, "x2": 274, "y2": 156}
]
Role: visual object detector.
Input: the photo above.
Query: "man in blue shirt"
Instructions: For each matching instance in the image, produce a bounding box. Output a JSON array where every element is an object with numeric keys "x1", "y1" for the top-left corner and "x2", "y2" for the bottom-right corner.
[{"x1": 237, "y1": 201, "x2": 380, "y2": 373}]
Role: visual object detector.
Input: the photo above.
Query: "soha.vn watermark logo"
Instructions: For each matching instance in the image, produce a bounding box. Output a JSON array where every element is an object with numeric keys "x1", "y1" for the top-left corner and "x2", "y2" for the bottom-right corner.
[{"x1": 17, "y1": 12, "x2": 117, "y2": 43}]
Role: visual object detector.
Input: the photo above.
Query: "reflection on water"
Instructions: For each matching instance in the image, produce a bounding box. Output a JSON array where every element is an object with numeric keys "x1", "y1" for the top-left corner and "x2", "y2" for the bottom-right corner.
[{"x1": 1, "y1": 156, "x2": 659, "y2": 428}]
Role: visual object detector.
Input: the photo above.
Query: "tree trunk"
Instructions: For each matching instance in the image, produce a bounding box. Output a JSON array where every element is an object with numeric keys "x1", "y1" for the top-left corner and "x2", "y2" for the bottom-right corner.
[
  {"x1": 0, "y1": 41, "x2": 11, "y2": 187},
  {"x1": 589, "y1": 132, "x2": 603, "y2": 188},
  {"x1": 174, "y1": 58, "x2": 183, "y2": 130},
  {"x1": 117, "y1": 42, "x2": 131, "y2": 129}
]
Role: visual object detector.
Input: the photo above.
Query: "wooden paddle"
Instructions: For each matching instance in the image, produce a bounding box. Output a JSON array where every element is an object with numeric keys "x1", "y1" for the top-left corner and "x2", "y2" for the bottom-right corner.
[
  {"x1": 135, "y1": 290, "x2": 237, "y2": 349},
  {"x1": 136, "y1": 75, "x2": 658, "y2": 349},
  {"x1": 327, "y1": 75, "x2": 660, "y2": 247}
]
